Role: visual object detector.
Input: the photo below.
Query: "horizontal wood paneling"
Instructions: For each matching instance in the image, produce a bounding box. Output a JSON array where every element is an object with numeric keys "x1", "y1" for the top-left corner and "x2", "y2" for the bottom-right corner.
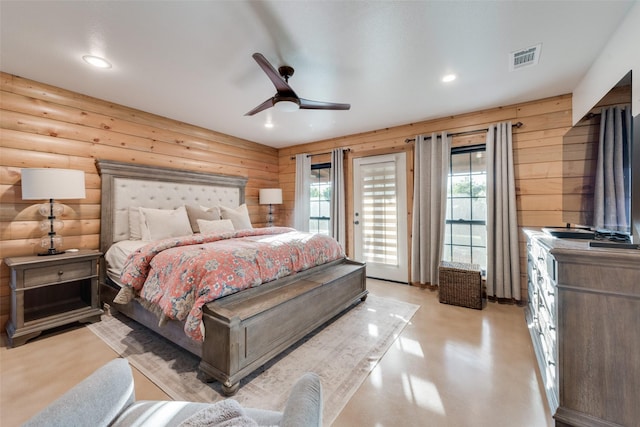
[
  {"x1": 1, "y1": 70, "x2": 596, "y2": 324},
  {"x1": 0, "y1": 72, "x2": 279, "y2": 326},
  {"x1": 279, "y1": 93, "x2": 575, "y2": 301}
]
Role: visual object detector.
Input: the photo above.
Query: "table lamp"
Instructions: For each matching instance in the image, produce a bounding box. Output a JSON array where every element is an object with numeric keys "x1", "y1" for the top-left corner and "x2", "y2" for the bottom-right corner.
[
  {"x1": 21, "y1": 168, "x2": 86, "y2": 255},
  {"x1": 259, "y1": 188, "x2": 282, "y2": 227}
]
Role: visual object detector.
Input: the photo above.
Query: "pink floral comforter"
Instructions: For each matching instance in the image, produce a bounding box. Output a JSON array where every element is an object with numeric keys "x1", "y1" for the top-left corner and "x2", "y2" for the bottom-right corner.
[{"x1": 116, "y1": 227, "x2": 345, "y2": 341}]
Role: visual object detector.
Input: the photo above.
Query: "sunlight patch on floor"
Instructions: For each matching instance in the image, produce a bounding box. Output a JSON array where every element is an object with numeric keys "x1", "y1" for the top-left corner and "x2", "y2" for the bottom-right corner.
[
  {"x1": 401, "y1": 374, "x2": 445, "y2": 415},
  {"x1": 394, "y1": 336, "x2": 424, "y2": 358},
  {"x1": 368, "y1": 322, "x2": 379, "y2": 337},
  {"x1": 369, "y1": 364, "x2": 384, "y2": 389}
]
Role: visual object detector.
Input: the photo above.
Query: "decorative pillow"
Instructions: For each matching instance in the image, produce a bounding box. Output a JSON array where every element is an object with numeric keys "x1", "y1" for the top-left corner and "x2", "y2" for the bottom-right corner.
[
  {"x1": 200, "y1": 205, "x2": 221, "y2": 217},
  {"x1": 128, "y1": 207, "x2": 142, "y2": 240},
  {"x1": 186, "y1": 205, "x2": 221, "y2": 233},
  {"x1": 139, "y1": 206, "x2": 192, "y2": 241},
  {"x1": 219, "y1": 204, "x2": 253, "y2": 230},
  {"x1": 197, "y1": 219, "x2": 235, "y2": 234}
]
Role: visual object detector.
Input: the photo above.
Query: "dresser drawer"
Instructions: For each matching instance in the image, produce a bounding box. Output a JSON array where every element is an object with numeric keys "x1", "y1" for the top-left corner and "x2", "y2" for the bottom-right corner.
[
  {"x1": 539, "y1": 283, "x2": 556, "y2": 319},
  {"x1": 539, "y1": 311, "x2": 556, "y2": 353},
  {"x1": 23, "y1": 261, "x2": 95, "y2": 288}
]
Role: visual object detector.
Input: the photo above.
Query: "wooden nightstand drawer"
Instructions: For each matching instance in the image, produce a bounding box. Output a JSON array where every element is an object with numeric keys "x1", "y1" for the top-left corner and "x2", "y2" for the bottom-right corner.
[{"x1": 23, "y1": 261, "x2": 95, "y2": 288}]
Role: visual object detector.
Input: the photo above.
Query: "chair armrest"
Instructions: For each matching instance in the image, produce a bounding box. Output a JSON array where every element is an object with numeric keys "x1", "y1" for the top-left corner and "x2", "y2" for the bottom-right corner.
[
  {"x1": 281, "y1": 372, "x2": 323, "y2": 427},
  {"x1": 24, "y1": 358, "x2": 135, "y2": 427}
]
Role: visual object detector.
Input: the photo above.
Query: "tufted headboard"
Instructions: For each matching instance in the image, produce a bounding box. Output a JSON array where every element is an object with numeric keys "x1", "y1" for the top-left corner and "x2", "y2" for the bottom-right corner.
[{"x1": 96, "y1": 160, "x2": 247, "y2": 255}]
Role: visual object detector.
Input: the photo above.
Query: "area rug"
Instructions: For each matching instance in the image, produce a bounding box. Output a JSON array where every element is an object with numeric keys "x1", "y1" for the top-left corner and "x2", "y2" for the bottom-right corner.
[{"x1": 88, "y1": 294, "x2": 418, "y2": 426}]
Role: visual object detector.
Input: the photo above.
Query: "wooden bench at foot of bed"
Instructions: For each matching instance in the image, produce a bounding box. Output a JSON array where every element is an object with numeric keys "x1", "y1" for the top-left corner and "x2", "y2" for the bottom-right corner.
[
  {"x1": 200, "y1": 258, "x2": 367, "y2": 395},
  {"x1": 101, "y1": 258, "x2": 366, "y2": 396}
]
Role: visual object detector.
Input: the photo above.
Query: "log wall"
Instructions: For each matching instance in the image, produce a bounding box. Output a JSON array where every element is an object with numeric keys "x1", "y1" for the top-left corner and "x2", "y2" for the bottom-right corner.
[
  {"x1": 1, "y1": 70, "x2": 587, "y2": 325},
  {"x1": 0, "y1": 73, "x2": 279, "y2": 327}
]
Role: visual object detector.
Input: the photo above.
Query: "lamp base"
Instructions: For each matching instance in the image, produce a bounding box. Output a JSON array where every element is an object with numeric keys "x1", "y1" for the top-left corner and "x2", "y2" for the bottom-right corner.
[
  {"x1": 37, "y1": 249, "x2": 66, "y2": 256},
  {"x1": 266, "y1": 203, "x2": 274, "y2": 227},
  {"x1": 38, "y1": 200, "x2": 65, "y2": 255}
]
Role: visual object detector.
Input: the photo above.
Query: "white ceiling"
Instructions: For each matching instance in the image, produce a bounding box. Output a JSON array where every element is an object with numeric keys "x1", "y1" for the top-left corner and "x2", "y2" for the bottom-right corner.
[{"x1": 0, "y1": 1, "x2": 635, "y2": 148}]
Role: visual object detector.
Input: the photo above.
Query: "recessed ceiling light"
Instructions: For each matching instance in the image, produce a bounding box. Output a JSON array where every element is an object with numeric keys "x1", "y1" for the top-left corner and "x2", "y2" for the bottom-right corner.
[
  {"x1": 442, "y1": 74, "x2": 456, "y2": 83},
  {"x1": 82, "y1": 55, "x2": 112, "y2": 69},
  {"x1": 264, "y1": 122, "x2": 274, "y2": 129}
]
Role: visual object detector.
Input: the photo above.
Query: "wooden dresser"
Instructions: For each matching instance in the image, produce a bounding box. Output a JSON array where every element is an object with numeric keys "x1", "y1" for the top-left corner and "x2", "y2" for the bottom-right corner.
[{"x1": 525, "y1": 230, "x2": 640, "y2": 427}]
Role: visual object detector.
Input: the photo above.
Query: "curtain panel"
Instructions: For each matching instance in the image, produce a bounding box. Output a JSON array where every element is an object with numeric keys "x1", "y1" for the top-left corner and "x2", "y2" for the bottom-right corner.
[
  {"x1": 294, "y1": 153, "x2": 311, "y2": 231},
  {"x1": 593, "y1": 106, "x2": 632, "y2": 231},
  {"x1": 411, "y1": 132, "x2": 451, "y2": 285},
  {"x1": 486, "y1": 122, "x2": 520, "y2": 300},
  {"x1": 330, "y1": 148, "x2": 346, "y2": 250}
]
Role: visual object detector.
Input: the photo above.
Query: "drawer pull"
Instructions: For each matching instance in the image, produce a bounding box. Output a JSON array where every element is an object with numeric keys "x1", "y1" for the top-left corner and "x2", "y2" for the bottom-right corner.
[{"x1": 58, "y1": 270, "x2": 64, "y2": 276}]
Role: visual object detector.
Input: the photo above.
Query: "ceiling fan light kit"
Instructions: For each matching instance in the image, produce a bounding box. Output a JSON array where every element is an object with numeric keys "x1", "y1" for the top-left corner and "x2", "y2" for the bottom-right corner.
[
  {"x1": 245, "y1": 52, "x2": 350, "y2": 116},
  {"x1": 274, "y1": 99, "x2": 299, "y2": 112}
]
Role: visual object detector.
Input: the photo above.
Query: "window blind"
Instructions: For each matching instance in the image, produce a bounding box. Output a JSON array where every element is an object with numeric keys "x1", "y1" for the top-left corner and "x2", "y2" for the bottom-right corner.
[{"x1": 360, "y1": 161, "x2": 398, "y2": 266}]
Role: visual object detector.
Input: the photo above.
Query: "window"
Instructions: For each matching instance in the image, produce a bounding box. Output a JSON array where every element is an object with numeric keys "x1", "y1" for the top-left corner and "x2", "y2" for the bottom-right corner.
[
  {"x1": 309, "y1": 163, "x2": 331, "y2": 235},
  {"x1": 444, "y1": 146, "x2": 487, "y2": 273}
]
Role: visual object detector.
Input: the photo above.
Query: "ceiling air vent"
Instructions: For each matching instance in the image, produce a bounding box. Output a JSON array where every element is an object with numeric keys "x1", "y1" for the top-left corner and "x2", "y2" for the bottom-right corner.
[{"x1": 509, "y1": 43, "x2": 541, "y2": 71}]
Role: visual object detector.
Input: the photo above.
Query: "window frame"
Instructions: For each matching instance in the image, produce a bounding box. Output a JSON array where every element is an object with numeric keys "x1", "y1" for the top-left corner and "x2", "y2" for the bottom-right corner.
[
  {"x1": 444, "y1": 144, "x2": 487, "y2": 272},
  {"x1": 309, "y1": 162, "x2": 332, "y2": 235}
]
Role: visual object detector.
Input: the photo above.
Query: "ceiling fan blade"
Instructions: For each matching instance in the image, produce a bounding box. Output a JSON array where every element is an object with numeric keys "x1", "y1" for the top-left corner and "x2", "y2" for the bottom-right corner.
[
  {"x1": 252, "y1": 53, "x2": 297, "y2": 97},
  {"x1": 299, "y1": 98, "x2": 351, "y2": 111},
  {"x1": 244, "y1": 97, "x2": 275, "y2": 116}
]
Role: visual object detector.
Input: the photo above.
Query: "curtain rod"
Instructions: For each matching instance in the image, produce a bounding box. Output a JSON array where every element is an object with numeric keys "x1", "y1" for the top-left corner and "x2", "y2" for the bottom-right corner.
[
  {"x1": 583, "y1": 103, "x2": 631, "y2": 120},
  {"x1": 290, "y1": 148, "x2": 351, "y2": 160},
  {"x1": 404, "y1": 121, "x2": 523, "y2": 143}
]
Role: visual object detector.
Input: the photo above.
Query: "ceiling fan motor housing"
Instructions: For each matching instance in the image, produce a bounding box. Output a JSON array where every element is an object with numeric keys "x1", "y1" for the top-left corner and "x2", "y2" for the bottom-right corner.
[{"x1": 278, "y1": 65, "x2": 294, "y2": 82}]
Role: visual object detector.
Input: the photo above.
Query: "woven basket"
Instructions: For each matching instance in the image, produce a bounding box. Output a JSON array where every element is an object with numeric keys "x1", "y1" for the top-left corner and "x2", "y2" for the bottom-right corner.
[{"x1": 438, "y1": 261, "x2": 484, "y2": 310}]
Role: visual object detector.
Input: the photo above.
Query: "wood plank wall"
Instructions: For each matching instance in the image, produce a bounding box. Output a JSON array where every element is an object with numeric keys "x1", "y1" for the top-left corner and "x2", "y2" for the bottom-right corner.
[
  {"x1": 0, "y1": 73, "x2": 279, "y2": 327},
  {"x1": 278, "y1": 94, "x2": 575, "y2": 300},
  {"x1": 0, "y1": 71, "x2": 582, "y2": 326}
]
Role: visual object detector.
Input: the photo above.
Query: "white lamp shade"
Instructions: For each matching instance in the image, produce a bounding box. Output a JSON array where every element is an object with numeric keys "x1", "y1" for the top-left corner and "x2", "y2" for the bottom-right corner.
[
  {"x1": 21, "y1": 168, "x2": 86, "y2": 200},
  {"x1": 259, "y1": 188, "x2": 283, "y2": 205}
]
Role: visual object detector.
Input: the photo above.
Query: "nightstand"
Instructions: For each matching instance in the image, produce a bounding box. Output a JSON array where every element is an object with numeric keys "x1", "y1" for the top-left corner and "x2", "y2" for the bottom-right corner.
[{"x1": 5, "y1": 250, "x2": 103, "y2": 347}]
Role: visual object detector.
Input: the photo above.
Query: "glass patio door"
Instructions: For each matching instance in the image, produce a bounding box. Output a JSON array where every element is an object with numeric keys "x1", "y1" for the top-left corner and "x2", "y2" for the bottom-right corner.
[{"x1": 353, "y1": 153, "x2": 408, "y2": 282}]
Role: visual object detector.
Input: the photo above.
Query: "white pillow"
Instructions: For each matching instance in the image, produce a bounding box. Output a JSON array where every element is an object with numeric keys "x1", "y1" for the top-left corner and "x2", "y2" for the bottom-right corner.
[
  {"x1": 219, "y1": 204, "x2": 253, "y2": 230},
  {"x1": 186, "y1": 205, "x2": 220, "y2": 233},
  {"x1": 200, "y1": 205, "x2": 221, "y2": 218},
  {"x1": 128, "y1": 207, "x2": 142, "y2": 240},
  {"x1": 139, "y1": 206, "x2": 193, "y2": 241},
  {"x1": 197, "y1": 219, "x2": 235, "y2": 234}
]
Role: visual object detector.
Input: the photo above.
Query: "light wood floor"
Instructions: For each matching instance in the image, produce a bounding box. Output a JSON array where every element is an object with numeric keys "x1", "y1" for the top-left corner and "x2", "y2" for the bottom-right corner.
[{"x1": 0, "y1": 279, "x2": 553, "y2": 426}]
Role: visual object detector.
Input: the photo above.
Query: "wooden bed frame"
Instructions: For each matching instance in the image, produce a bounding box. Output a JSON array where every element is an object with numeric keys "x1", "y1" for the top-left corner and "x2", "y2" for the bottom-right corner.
[{"x1": 96, "y1": 160, "x2": 367, "y2": 395}]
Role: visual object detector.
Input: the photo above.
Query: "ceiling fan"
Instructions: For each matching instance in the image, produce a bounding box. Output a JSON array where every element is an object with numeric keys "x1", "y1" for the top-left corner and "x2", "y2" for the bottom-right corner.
[{"x1": 245, "y1": 52, "x2": 351, "y2": 116}]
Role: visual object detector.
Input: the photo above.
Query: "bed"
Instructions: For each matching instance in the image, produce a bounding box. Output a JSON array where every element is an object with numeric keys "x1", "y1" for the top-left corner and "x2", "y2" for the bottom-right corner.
[{"x1": 96, "y1": 159, "x2": 367, "y2": 395}]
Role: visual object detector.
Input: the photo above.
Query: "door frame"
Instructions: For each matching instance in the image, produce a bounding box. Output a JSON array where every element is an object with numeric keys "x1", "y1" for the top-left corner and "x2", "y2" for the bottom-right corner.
[{"x1": 349, "y1": 150, "x2": 411, "y2": 283}]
